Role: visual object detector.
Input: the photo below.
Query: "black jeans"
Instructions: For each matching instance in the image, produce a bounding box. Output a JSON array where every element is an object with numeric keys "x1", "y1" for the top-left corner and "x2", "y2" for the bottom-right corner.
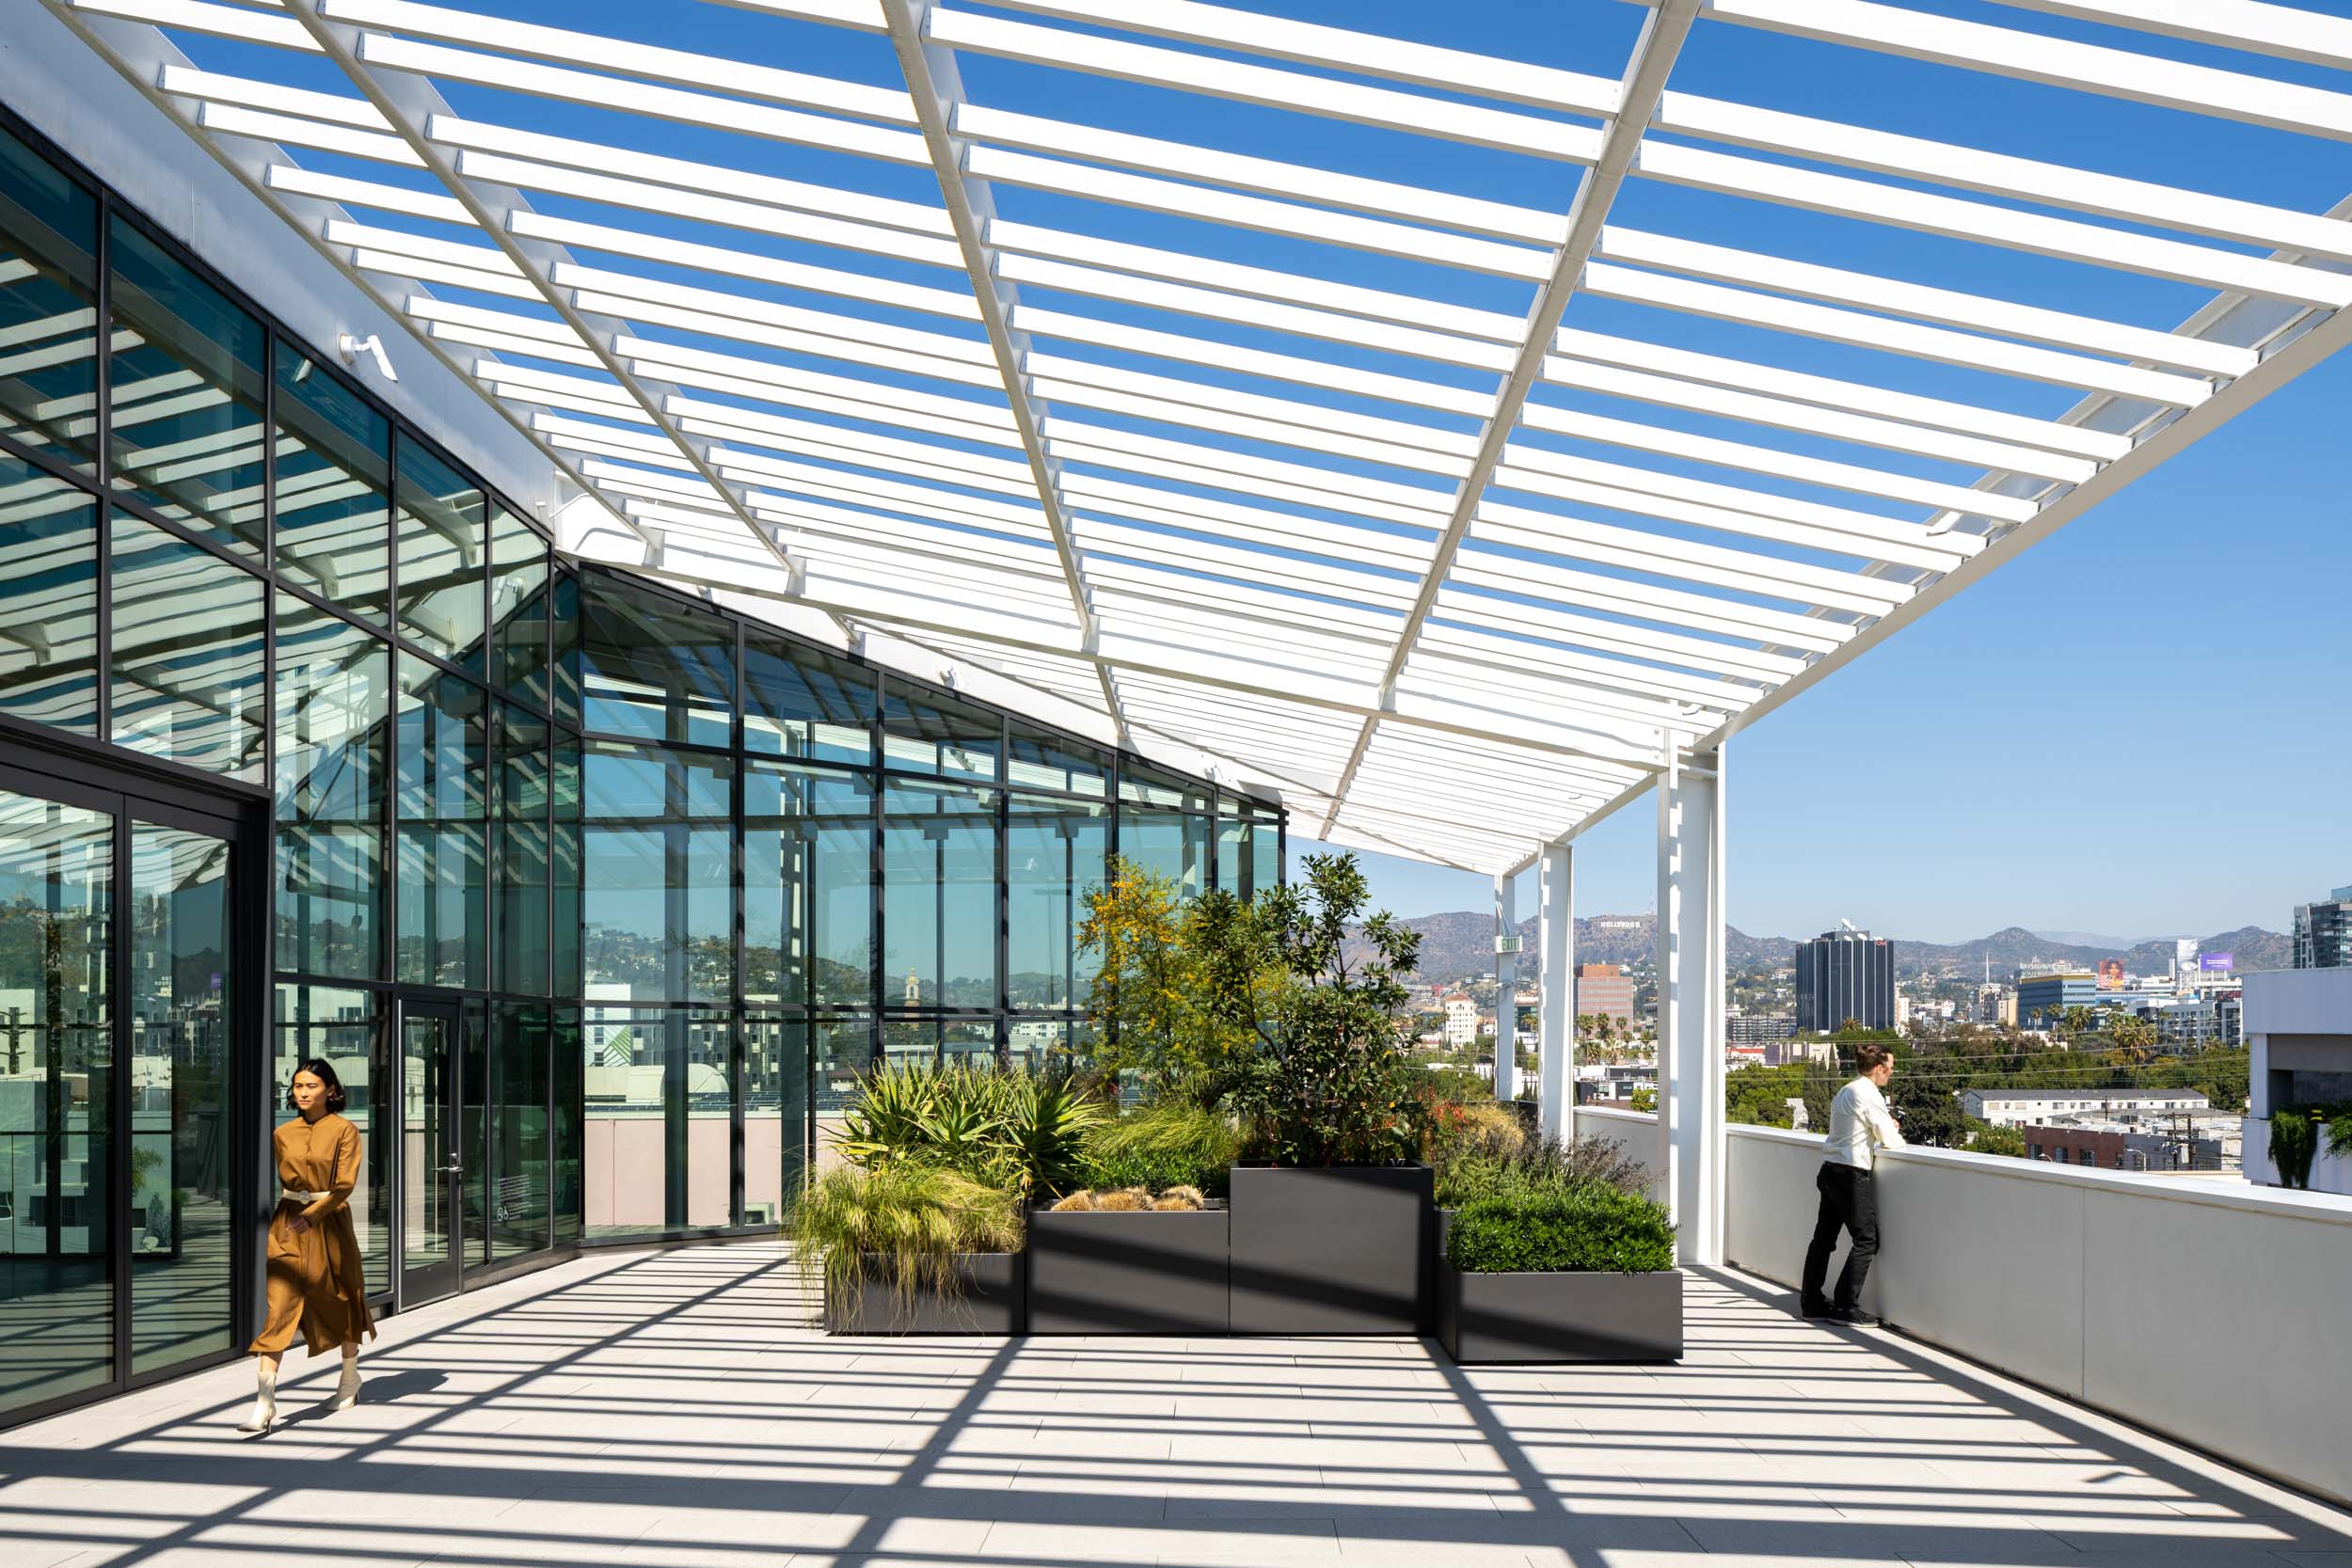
[{"x1": 1800, "y1": 1163, "x2": 1879, "y2": 1312}]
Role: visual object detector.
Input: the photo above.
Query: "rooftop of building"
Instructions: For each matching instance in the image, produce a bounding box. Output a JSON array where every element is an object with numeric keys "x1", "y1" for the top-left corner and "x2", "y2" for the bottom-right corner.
[{"x1": 1971, "y1": 1086, "x2": 2211, "y2": 1102}]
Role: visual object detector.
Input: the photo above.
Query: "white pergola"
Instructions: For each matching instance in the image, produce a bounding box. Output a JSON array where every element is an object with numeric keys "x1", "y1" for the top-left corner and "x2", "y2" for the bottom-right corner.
[{"x1": 39, "y1": 0, "x2": 2352, "y2": 1261}]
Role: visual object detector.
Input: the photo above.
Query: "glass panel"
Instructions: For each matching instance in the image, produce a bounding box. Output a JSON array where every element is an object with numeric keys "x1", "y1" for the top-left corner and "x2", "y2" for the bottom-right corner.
[
  {"x1": 550, "y1": 1006, "x2": 580, "y2": 1246},
  {"x1": 686, "y1": 1009, "x2": 730, "y2": 1229},
  {"x1": 489, "y1": 509, "x2": 549, "y2": 711},
  {"x1": 1008, "y1": 795, "x2": 1104, "y2": 1011},
  {"x1": 1119, "y1": 802, "x2": 1210, "y2": 900},
  {"x1": 1008, "y1": 722, "x2": 1106, "y2": 797},
  {"x1": 463, "y1": 999, "x2": 485, "y2": 1265},
  {"x1": 1249, "y1": 802, "x2": 1280, "y2": 899},
  {"x1": 582, "y1": 1006, "x2": 665, "y2": 1240},
  {"x1": 0, "y1": 789, "x2": 111, "y2": 1418},
  {"x1": 742, "y1": 1017, "x2": 805, "y2": 1227},
  {"x1": 743, "y1": 632, "x2": 871, "y2": 765},
  {"x1": 395, "y1": 656, "x2": 486, "y2": 989},
  {"x1": 394, "y1": 442, "x2": 485, "y2": 667},
  {"x1": 1008, "y1": 1017, "x2": 1100, "y2": 1078},
  {"x1": 882, "y1": 679, "x2": 998, "y2": 782},
  {"x1": 273, "y1": 595, "x2": 387, "y2": 980},
  {"x1": 128, "y1": 819, "x2": 232, "y2": 1375},
  {"x1": 551, "y1": 735, "x2": 580, "y2": 999},
  {"x1": 400, "y1": 1012, "x2": 453, "y2": 1278},
  {"x1": 495, "y1": 704, "x2": 550, "y2": 997},
  {"x1": 275, "y1": 985, "x2": 386, "y2": 1296},
  {"x1": 882, "y1": 780, "x2": 997, "y2": 1009},
  {"x1": 490, "y1": 1003, "x2": 548, "y2": 1262},
  {"x1": 744, "y1": 762, "x2": 871, "y2": 1009},
  {"x1": 581, "y1": 743, "x2": 732, "y2": 1006},
  {"x1": 577, "y1": 575, "x2": 732, "y2": 748},
  {"x1": 945, "y1": 1017, "x2": 998, "y2": 1069},
  {"x1": 0, "y1": 125, "x2": 100, "y2": 472},
  {"x1": 0, "y1": 453, "x2": 98, "y2": 736},
  {"x1": 106, "y1": 217, "x2": 267, "y2": 553},
  {"x1": 273, "y1": 342, "x2": 389, "y2": 625},
  {"x1": 812, "y1": 1016, "x2": 872, "y2": 1120},
  {"x1": 882, "y1": 1017, "x2": 937, "y2": 1074},
  {"x1": 108, "y1": 512, "x2": 265, "y2": 781},
  {"x1": 549, "y1": 570, "x2": 580, "y2": 728}
]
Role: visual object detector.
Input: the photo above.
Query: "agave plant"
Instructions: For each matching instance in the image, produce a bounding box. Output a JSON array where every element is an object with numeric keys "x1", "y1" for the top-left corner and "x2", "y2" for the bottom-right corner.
[
  {"x1": 834, "y1": 1060, "x2": 944, "y2": 1170},
  {"x1": 999, "y1": 1071, "x2": 1106, "y2": 1201}
]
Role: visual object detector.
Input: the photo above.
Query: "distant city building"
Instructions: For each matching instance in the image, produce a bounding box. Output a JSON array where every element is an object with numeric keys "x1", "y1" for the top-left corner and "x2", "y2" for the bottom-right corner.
[
  {"x1": 2017, "y1": 972, "x2": 2100, "y2": 1030},
  {"x1": 1726, "y1": 1012, "x2": 1795, "y2": 1047},
  {"x1": 1794, "y1": 925, "x2": 1895, "y2": 1033},
  {"x1": 1961, "y1": 1087, "x2": 2211, "y2": 1127},
  {"x1": 1765, "y1": 1037, "x2": 1837, "y2": 1069},
  {"x1": 2292, "y1": 885, "x2": 2352, "y2": 969},
  {"x1": 1441, "y1": 993, "x2": 1479, "y2": 1048},
  {"x1": 1573, "y1": 963, "x2": 1635, "y2": 1026}
]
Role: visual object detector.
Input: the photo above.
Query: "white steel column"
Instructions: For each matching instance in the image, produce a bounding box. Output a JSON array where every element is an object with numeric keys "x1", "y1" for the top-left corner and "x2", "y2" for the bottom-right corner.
[
  {"x1": 1493, "y1": 871, "x2": 1519, "y2": 1102},
  {"x1": 1538, "y1": 839, "x2": 1574, "y2": 1144},
  {"x1": 1655, "y1": 740, "x2": 1726, "y2": 1266}
]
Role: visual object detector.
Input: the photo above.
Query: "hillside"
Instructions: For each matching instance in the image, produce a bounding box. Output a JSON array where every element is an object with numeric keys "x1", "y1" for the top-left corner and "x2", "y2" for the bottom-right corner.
[{"x1": 1377, "y1": 911, "x2": 2288, "y2": 985}]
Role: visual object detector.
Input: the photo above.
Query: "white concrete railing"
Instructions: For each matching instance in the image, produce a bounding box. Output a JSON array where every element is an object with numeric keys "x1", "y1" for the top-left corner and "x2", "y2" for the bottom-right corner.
[{"x1": 1575, "y1": 1110, "x2": 2352, "y2": 1508}]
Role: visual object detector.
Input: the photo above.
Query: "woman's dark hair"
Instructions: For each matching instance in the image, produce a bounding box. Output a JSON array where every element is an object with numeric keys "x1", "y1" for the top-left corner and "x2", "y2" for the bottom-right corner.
[
  {"x1": 288, "y1": 1058, "x2": 349, "y2": 1114},
  {"x1": 1853, "y1": 1043, "x2": 1894, "y2": 1075}
]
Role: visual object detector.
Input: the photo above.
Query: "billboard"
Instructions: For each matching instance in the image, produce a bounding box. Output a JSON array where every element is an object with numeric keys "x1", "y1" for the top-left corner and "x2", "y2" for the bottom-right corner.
[
  {"x1": 2200, "y1": 952, "x2": 2234, "y2": 973},
  {"x1": 2097, "y1": 958, "x2": 2124, "y2": 990}
]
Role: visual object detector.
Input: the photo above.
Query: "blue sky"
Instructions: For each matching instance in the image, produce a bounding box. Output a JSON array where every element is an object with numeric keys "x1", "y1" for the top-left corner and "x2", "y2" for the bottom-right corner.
[{"x1": 172, "y1": 0, "x2": 2352, "y2": 942}]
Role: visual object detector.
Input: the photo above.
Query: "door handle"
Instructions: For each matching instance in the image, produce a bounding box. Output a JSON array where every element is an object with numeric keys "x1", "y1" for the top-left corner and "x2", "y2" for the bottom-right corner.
[{"x1": 438, "y1": 1164, "x2": 464, "y2": 1176}]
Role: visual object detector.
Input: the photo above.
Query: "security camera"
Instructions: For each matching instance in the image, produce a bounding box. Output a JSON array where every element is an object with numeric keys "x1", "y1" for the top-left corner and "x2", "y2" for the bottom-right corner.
[{"x1": 338, "y1": 333, "x2": 398, "y2": 383}]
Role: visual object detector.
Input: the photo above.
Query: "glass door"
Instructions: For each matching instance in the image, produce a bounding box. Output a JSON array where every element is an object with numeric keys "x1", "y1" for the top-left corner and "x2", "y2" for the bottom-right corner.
[
  {"x1": 0, "y1": 768, "x2": 246, "y2": 1429},
  {"x1": 399, "y1": 1000, "x2": 463, "y2": 1304}
]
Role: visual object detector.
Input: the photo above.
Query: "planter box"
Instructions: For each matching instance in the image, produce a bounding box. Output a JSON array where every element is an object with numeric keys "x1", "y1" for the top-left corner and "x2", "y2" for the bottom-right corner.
[
  {"x1": 1228, "y1": 1164, "x2": 1435, "y2": 1335},
  {"x1": 1437, "y1": 1263, "x2": 1682, "y2": 1363},
  {"x1": 823, "y1": 1252, "x2": 1025, "y2": 1335},
  {"x1": 1027, "y1": 1207, "x2": 1230, "y2": 1335}
]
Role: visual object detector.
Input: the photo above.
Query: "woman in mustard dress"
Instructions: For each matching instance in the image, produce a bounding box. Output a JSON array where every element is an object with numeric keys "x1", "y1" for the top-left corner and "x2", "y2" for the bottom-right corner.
[{"x1": 239, "y1": 1059, "x2": 374, "y2": 1433}]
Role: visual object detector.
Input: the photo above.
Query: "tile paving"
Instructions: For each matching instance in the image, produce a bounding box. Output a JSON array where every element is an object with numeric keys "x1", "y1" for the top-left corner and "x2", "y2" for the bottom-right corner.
[{"x1": 3, "y1": 1243, "x2": 2347, "y2": 1567}]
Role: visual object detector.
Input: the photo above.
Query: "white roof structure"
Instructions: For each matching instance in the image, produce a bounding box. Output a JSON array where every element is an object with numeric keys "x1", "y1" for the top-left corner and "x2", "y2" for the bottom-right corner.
[{"x1": 42, "y1": 0, "x2": 2352, "y2": 872}]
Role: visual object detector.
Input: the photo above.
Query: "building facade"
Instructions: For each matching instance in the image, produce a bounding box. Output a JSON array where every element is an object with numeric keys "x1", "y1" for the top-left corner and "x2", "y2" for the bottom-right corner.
[
  {"x1": 1961, "y1": 1088, "x2": 2211, "y2": 1127},
  {"x1": 0, "y1": 111, "x2": 1279, "y2": 1431},
  {"x1": 2293, "y1": 886, "x2": 2352, "y2": 970},
  {"x1": 2242, "y1": 968, "x2": 2352, "y2": 1196},
  {"x1": 1573, "y1": 962, "x2": 1635, "y2": 1026},
  {"x1": 2016, "y1": 973, "x2": 2101, "y2": 1029},
  {"x1": 1793, "y1": 927, "x2": 1896, "y2": 1033}
]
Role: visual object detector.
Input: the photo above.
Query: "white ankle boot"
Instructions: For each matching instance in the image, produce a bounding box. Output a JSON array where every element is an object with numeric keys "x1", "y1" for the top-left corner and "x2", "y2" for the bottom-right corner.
[
  {"x1": 237, "y1": 1370, "x2": 277, "y2": 1434},
  {"x1": 330, "y1": 1359, "x2": 360, "y2": 1411}
]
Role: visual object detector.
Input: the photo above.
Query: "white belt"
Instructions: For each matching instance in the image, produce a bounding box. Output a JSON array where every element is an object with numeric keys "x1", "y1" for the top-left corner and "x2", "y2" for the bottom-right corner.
[{"x1": 281, "y1": 1188, "x2": 323, "y2": 1204}]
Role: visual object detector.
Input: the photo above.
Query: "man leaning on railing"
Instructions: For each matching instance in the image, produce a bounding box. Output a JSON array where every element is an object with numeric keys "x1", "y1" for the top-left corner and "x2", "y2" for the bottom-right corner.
[{"x1": 1800, "y1": 1042, "x2": 1905, "y2": 1327}]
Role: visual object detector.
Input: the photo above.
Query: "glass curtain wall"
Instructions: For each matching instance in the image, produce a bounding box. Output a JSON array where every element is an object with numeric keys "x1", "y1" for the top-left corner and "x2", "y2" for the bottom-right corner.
[{"x1": 0, "y1": 110, "x2": 1284, "y2": 1424}]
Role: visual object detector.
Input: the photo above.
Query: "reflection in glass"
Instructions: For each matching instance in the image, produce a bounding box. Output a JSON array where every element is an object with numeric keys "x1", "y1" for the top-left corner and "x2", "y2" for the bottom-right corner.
[
  {"x1": 107, "y1": 217, "x2": 266, "y2": 553},
  {"x1": 744, "y1": 633, "x2": 871, "y2": 764},
  {"x1": 581, "y1": 1007, "x2": 736, "y2": 1237},
  {"x1": 1120, "y1": 770, "x2": 1210, "y2": 900},
  {"x1": 400, "y1": 1010, "x2": 455, "y2": 1282},
  {"x1": 578, "y1": 576, "x2": 731, "y2": 747},
  {"x1": 0, "y1": 125, "x2": 101, "y2": 471},
  {"x1": 812, "y1": 1016, "x2": 873, "y2": 1118},
  {"x1": 276, "y1": 985, "x2": 386, "y2": 1296},
  {"x1": 552, "y1": 736, "x2": 581, "y2": 999},
  {"x1": 1007, "y1": 1016, "x2": 1100, "y2": 1078},
  {"x1": 686, "y1": 1011, "x2": 731, "y2": 1229},
  {"x1": 490, "y1": 1004, "x2": 548, "y2": 1261},
  {"x1": 1008, "y1": 723, "x2": 1106, "y2": 797},
  {"x1": 581, "y1": 744, "x2": 732, "y2": 1006},
  {"x1": 108, "y1": 513, "x2": 265, "y2": 781},
  {"x1": 489, "y1": 509, "x2": 549, "y2": 710},
  {"x1": 882, "y1": 1017, "x2": 937, "y2": 1075},
  {"x1": 745, "y1": 763, "x2": 871, "y2": 1008},
  {"x1": 395, "y1": 442, "x2": 485, "y2": 666},
  {"x1": 0, "y1": 453, "x2": 98, "y2": 736},
  {"x1": 273, "y1": 343, "x2": 389, "y2": 625},
  {"x1": 944, "y1": 1016, "x2": 997, "y2": 1069},
  {"x1": 882, "y1": 781, "x2": 997, "y2": 1009},
  {"x1": 274, "y1": 595, "x2": 386, "y2": 980},
  {"x1": 129, "y1": 820, "x2": 232, "y2": 1374},
  {"x1": 882, "y1": 679, "x2": 998, "y2": 781},
  {"x1": 1008, "y1": 795, "x2": 1104, "y2": 1011},
  {"x1": 742, "y1": 1017, "x2": 806, "y2": 1225},
  {"x1": 495, "y1": 705, "x2": 550, "y2": 997},
  {"x1": 396, "y1": 656, "x2": 486, "y2": 990},
  {"x1": 0, "y1": 790, "x2": 111, "y2": 1419},
  {"x1": 550, "y1": 1007, "x2": 580, "y2": 1245}
]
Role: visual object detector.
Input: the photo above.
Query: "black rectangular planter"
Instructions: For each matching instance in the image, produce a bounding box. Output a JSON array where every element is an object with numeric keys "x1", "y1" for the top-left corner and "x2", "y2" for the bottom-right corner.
[
  {"x1": 1228, "y1": 1164, "x2": 1435, "y2": 1335},
  {"x1": 1027, "y1": 1207, "x2": 1230, "y2": 1335},
  {"x1": 1436, "y1": 1263, "x2": 1682, "y2": 1363},
  {"x1": 823, "y1": 1252, "x2": 1025, "y2": 1335}
]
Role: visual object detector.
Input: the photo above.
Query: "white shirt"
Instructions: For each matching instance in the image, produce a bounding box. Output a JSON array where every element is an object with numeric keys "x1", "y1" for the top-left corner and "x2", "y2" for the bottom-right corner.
[{"x1": 1824, "y1": 1076, "x2": 1907, "y2": 1170}]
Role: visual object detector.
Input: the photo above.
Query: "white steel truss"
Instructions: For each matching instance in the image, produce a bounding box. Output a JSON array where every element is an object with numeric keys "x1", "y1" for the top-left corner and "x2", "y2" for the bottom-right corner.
[{"x1": 41, "y1": 0, "x2": 2352, "y2": 871}]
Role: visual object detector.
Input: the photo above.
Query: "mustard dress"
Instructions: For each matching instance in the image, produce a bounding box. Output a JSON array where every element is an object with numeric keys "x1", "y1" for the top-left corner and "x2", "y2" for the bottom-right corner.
[{"x1": 249, "y1": 1112, "x2": 376, "y2": 1356}]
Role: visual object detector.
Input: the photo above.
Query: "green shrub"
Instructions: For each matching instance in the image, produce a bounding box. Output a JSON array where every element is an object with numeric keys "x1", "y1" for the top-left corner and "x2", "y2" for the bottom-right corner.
[
  {"x1": 833, "y1": 1060, "x2": 1104, "y2": 1199},
  {"x1": 1083, "y1": 1101, "x2": 1242, "y2": 1197},
  {"x1": 1432, "y1": 1132, "x2": 1649, "y2": 1210},
  {"x1": 2272, "y1": 1109, "x2": 2319, "y2": 1189},
  {"x1": 1446, "y1": 1185, "x2": 1675, "y2": 1275},
  {"x1": 789, "y1": 1163, "x2": 1024, "y2": 1320}
]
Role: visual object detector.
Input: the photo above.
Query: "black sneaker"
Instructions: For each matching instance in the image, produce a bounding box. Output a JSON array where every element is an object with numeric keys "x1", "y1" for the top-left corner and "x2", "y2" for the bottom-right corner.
[
  {"x1": 1829, "y1": 1307, "x2": 1882, "y2": 1327},
  {"x1": 1800, "y1": 1299, "x2": 1836, "y2": 1319}
]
